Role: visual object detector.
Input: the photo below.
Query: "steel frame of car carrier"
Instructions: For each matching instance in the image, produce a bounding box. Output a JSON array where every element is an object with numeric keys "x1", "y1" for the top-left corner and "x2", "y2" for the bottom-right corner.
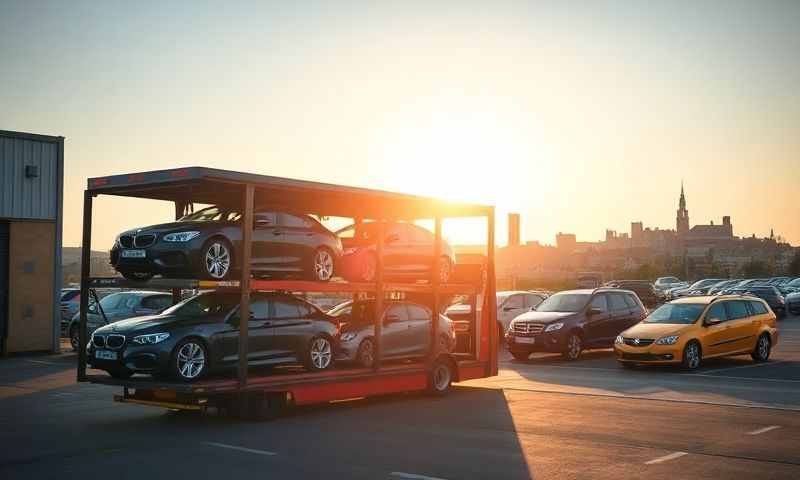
[{"x1": 78, "y1": 167, "x2": 497, "y2": 418}]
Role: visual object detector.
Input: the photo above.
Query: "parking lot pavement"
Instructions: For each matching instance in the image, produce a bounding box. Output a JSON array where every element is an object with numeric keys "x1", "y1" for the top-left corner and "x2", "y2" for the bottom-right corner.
[{"x1": 0, "y1": 314, "x2": 798, "y2": 479}]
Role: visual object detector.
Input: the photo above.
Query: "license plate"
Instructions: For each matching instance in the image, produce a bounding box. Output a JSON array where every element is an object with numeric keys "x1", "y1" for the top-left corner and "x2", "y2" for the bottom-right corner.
[
  {"x1": 95, "y1": 350, "x2": 118, "y2": 360},
  {"x1": 121, "y1": 249, "x2": 146, "y2": 258},
  {"x1": 516, "y1": 337, "x2": 536, "y2": 344}
]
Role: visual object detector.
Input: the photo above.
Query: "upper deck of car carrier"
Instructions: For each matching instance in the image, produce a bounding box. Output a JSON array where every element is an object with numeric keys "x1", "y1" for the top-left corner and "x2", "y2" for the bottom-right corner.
[{"x1": 77, "y1": 166, "x2": 498, "y2": 415}]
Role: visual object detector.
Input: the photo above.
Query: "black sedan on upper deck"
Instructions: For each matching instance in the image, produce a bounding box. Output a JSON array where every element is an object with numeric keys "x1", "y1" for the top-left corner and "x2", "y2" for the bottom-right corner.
[{"x1": 110, "y1": 206, "x2": 343, "y2": 281}]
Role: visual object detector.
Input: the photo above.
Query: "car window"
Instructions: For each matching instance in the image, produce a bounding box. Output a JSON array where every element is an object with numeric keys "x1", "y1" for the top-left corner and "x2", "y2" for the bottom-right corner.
[
  {"x1": 273, "y1": 300, "x2": 301, "y2": 319},
  {"x1": 608, "y1": 294, "x2": 629, "y2": 312},
  {"x1": 279, "y1": 213, "x2": 312, "y2": 228},
  {"x1": 589, "y1": 294, "x2": 609, "y2": 313},
  {"x1": 296, "y1": 301, "x2": 314, "y2": 317},
  {"x1": 141, "y1": 295, "x2": 172, "y2": 311},
  {"x1": 409, "y1": 225, "x2": 433, "y2": 244},
  {"x1": 724, "y1": 300, "x2": 750, "y2": 320},
  {"x1": 98, "y1": 292, "x2": 126, "y2": 311},
  {"x1": 749, "y1": 301, "x2": 768, "y2": 315},
  {"x1": 504, "y1": 295, "x2": 524, "y2": 310},
  {"x1": 384, "y1": 304, "x2": 410, "y2": 323},
  {"x1": 122, "y1": 295, "x2": 140, "y2": 310},
  {"x1": 61, "y1": 290, "x2": 80, "y2": 302},
  {"x1": 525, "y1": 294, "x2": 544, "y2": 309},
  {"x1": 163, "y1": 293, "x2": 240, "y2": 317},
  {"x1": 705, "y1": 302, "x2": 728, "y2": 322},
  {"x1": 407, "y1": 304, "x2": 431, "y2": 322},
  {"x1": 386, "y1": 224, "x2": 409, "y2": 245},
  {"x1": 254, "y1": 212, "x2": 277, "y2": 226},
  {"x1": 622, "y1": 294, "x2": 638, "y2": 309}
]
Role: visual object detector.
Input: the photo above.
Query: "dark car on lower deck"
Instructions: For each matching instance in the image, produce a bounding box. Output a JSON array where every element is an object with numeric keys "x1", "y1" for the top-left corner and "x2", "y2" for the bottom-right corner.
[
  {"x1": 110, "y1": 205, "x2": 342, "y2": 282},
  {"x1": 88, "y1": 291, "x2": 339, "y2": 381},
  {"x1": 506, "y1": 288, "x2": 647, "y2": 361}
]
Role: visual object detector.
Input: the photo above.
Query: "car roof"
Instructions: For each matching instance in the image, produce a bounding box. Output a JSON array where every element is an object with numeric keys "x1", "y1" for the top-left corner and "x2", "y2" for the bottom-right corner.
[{"x1": 672, "y1": 294, "x2": 764, "y2": 305}]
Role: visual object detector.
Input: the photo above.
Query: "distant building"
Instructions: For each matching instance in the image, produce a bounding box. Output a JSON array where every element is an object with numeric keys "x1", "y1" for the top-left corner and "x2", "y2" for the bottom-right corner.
[
  {"x1": 676, "y1": 182, "x2": 690, "y2": 236},
  {"x1": 556, "y1": 233, "x2": 577, "y2": 253},
  {"x1": 508, "y1": 213, "x2": 520, "y2": 247}
]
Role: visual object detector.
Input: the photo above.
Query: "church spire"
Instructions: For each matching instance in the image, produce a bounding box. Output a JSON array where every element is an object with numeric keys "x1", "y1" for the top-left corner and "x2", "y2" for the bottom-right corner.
[{"x1": 676, "y1": 181, "x2": 689, "y2": 236}]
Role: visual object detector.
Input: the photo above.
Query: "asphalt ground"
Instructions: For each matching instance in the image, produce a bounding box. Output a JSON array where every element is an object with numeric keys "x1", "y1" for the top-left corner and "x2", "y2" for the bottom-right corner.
[{"x1": 1, "y1": 313, "x2": 798, "y2": 479}]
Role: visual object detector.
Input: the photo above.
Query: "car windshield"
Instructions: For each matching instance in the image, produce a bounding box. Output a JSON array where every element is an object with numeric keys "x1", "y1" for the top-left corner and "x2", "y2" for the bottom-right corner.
[
  {"x1": 179, "y1": 206, "x2": 241, "y2": 222},
  {"x1": 96, "y1": 292, "x2": 128, "y2": 311},
  {"x1": 327, "y1": 302, "x2": 352, "y2": 317},
  {"x1": 161, "y1": 292, "x2": 240, "y2": 317},
  {"x1": 787, "y1": 279, "x2": 800, "y2": 287},
  {"x1": 535, "y1": 293, "x2": 590, "y2": 313},
  {"x1": 644, "y1": 303, "x2": 705, "y2": 324}
]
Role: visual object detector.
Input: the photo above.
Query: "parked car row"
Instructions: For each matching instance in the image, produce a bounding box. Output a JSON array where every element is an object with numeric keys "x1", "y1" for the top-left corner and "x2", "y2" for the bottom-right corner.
[
  {"x1": 87, "y1": 290, "x2": 455, "y2": 382},
  {"x1": 110, "y1": 206, "x2": 456, "y2": 284},
  {"x1": 662, "y1": 276, "x2": 800, "y2": 318},
  {"x1": 502, "y1": 284, "x2": 780, "y2": 371}
]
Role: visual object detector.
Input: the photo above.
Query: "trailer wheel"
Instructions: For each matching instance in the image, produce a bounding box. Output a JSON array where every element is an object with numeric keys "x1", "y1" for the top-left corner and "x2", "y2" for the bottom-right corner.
[{"x1": 427, "y1": 357, "x2": 454, "y2": 396}]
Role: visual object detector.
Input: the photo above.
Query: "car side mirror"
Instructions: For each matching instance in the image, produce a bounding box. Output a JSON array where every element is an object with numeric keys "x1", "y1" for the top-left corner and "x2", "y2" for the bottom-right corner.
[
  {"x1": 588, "y1": 307, "x2": 602, "y2": 316},
  {"x1": 529, "y1": 306, "x2": 537, "y2": 312},
  {"x1": 705, "y1": 317, "x2": 722, "y2": 326}
]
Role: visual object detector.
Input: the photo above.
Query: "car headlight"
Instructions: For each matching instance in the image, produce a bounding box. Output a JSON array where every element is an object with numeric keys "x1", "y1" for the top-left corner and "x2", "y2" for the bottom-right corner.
[
  {"x1": 544, "y1": 322, "x2": 563, "y2": 333},
  {"x1": 132, "y1": 332, "x2": 170, "y2": 345},
  {"x1": 340, "y1": 332, "x2": 358, "y2": 342},
  {"x1": 162, "y1": 231, "x2": 201, "y2": 242},
  {"x1": 655, "y1": 335, "x2": 679, "y2": 345},
  {"x1": 615, "y1": 335, "x2": 624, "y2": 345}
]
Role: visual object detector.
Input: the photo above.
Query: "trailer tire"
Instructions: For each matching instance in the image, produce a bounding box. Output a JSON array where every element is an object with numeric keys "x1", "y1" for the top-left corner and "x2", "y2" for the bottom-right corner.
[{"x1": 427, "y1": 356, "x2": 454, "y2": 396}]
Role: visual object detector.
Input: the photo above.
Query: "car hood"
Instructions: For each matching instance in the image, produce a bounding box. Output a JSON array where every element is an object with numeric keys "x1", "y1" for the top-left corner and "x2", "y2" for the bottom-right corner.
[
  {"x1": 120, "y1": 220, "x2": 227, "y2": 235},
  {"x1": 511, "y1": 311, "x2": 575, "y2": 324},
  {"x1": 95, "y1": 315, "x2": 178, "y2": 335},
  {"x1": 621, "y1": 322, "x2": 692, "y2": 339}
]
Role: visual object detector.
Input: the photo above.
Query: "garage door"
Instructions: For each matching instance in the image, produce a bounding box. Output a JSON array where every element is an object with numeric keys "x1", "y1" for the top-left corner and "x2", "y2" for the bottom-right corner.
[{"x1": 0, "y1": 221, "x2": 8, "y2": 352}]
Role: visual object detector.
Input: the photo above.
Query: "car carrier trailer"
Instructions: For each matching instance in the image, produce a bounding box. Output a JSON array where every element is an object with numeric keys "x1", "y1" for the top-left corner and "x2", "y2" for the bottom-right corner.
[{"x1": 77, "y1": 167, "x2": 498, "y2": 419}]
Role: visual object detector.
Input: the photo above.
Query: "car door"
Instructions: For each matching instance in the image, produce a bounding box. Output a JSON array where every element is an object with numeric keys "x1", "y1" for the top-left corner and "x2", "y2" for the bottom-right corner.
[
  {"x1": 250, "y1": 211, "x2": 284, "y2": 271},
  {"x1": 270, "y1": 297, "x2": 318, "y2": 360},
  {"x1": 498, "y1": 294, "x2": 526, "y2": 332},
  {"x1": 583, "y1": 293, "x2": 613, "y2": 346},
  {"x1": 622, "y1": 293, "x2": 645, "y2": 329},
  {"x1": 407, "y1": 224, "x2": 435, "y2": 275},
  {"x1": 720, "y1": 300, "x2": 758, "y2": 355},
  {"x1": 220, "y1": 296, "x2": 272, "y2": 364},
  {"x1": 608, "y1": 293, "x2": 633, "y2": 339},
  {"x1": 702, "y1": 301, "x2": 731, "y2": 357},
  {"x1": 382, "y1": 224, "x2": 411, "y2": 276},
  {"x1": 277, "y1": 213, "x2": 316, "y2": 274},
  {"x1": 381, "y1": 303, "x2": 412, "y2": 358},
  {"x1": 406, "y1": 303, "x2": 434, "y2": 356}
]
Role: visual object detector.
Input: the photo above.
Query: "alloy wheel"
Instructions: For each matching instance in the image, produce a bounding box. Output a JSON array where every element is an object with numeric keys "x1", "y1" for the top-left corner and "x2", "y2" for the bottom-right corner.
[
  {"x1": 358, "y1": 339, "x2": 374, "y2": 367},
  {"x1": 567, "y1": 334, "x2": 582, "y2": 360},
  {"x1": 314, "y1": 249, "x2": 334, "y2": 281},
  {"x1": 176, "y1": 342, "x2": 206, "y2": 379},
  {"x1": 70, "y1": 327, "x2": 79, "y2": 351},
  {"x1": 310, "y1": 337, "x2": 332, "y2": 370},
  {"x1": 433, "y1": 363, "x2": 451, "y2": 392},
  {"x1": 757, "y1": 335, "x2": 770, "y2": 360},
  {"x1": 685, "y1": 342, "x2": 701, "y2": 369},
  {"x1": 204, "y1": 242, "x2": 231, "y2": 279}
]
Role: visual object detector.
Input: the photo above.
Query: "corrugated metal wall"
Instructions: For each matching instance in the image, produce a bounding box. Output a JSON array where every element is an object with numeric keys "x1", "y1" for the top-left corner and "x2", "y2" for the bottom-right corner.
[{"x1": 0, "y1": 133, "x2": 59, "y2": 220}]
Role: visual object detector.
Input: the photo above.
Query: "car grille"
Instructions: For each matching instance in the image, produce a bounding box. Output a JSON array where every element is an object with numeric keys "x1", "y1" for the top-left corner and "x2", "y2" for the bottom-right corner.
[
  {"x1": 92, "y1": 335, "x2": 106, "y2": 348},
  {"x1": 513, "y1": 322, "x2": 544, "y2": 335},
  {"x1": 133, "y1": 234, "x2": 156, "y2": 248},
  {"x1": 623, "y1": 337, "x2": 654, "y2": 347},
  {"x1": 119, "y1": 235, "x2": 134, "y2": 248},
  {"x1": 106, "y1": 334, "x2": 126, "y2": 349}
]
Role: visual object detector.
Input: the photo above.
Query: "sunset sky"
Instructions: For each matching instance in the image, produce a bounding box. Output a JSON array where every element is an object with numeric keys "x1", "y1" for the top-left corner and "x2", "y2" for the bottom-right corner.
[{"x1": 2, "y1": 1, "x2": 799, "y2": 249}]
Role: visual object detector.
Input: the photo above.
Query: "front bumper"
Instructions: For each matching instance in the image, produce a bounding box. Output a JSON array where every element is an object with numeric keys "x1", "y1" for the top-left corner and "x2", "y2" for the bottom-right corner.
[
  {"x1": 88, "y1": 337, "x2": 175, "y2": 374},
  {"x1": 110, "y1": 238, "x2": 205, "y2": 277},
  {"x1": 505, "y1": 330, "x2": 565, "y2": 354},
  {"x1": 613, "y1": 343, "x2": 681, "y2": 364}
]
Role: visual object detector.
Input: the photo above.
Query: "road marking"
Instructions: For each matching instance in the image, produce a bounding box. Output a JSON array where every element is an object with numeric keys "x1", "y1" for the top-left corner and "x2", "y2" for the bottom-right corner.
[
  {"x1": 204, "y1": 442, "x2": 277, "y2": 456},
  {"x1": 25, "y1": 359, "x2": 57, "y2": 366},
  {"x1": 747, "y1": 425, "x2": 781, "y2": 436},
  {"x1": 645, "y1": 452, "x2": 688, "y2": 465},
  {"x1": 702, "y1": 361, "x2": 788, "y2": 375},
  {"x1": 391, "y1": 472, "x2": 448, "y2": 480}
]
